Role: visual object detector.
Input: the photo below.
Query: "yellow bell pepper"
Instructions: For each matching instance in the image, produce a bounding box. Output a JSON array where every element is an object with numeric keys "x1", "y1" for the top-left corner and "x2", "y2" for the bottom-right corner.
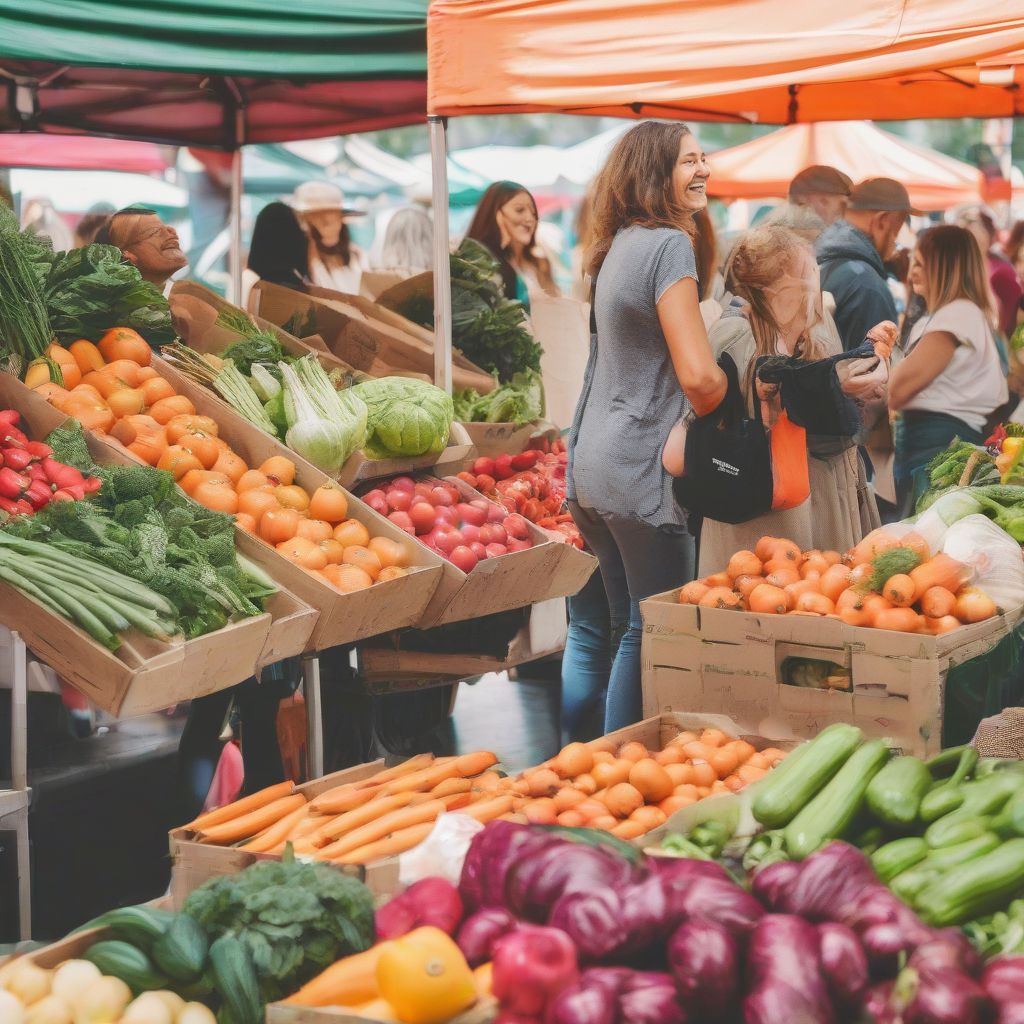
[{"x1": 376, "y1": 927, "x2": 477, "y2": 1024}]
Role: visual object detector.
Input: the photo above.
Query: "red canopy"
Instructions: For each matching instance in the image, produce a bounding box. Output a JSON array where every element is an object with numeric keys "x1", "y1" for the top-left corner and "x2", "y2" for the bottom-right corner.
[
  {"x1": 0, "y1": 131, "x2": 171, "y2": 172},
  {"x1": 707, "y1": 121, "x2": 984, "y2": 210}
]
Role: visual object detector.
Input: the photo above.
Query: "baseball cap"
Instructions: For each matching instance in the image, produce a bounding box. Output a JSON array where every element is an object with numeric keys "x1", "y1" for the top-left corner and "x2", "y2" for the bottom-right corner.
[
  {"x1": 847, "y1": 178, "x2": 922, "y2": 216},
  {"x1": 789, "y1": 165, "x2": 853, "y2": 198}
]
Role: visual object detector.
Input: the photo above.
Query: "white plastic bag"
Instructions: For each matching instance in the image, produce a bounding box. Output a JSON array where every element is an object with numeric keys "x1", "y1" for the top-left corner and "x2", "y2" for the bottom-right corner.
[
  {"x1": 942, "y1": 515, "x2": 1024, "y2": 613},
  {"x1": 398, "y1": 812, "x2": 484, "y2": 887},
  {"x1": 911, "y1": 490, "x2": 985, "y2": 555}
]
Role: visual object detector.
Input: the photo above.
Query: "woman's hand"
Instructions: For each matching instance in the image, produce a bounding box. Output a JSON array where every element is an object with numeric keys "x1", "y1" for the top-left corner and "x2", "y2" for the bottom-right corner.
[{"x1": 867, "y1": 320, "x2": 899, "y2": 360}]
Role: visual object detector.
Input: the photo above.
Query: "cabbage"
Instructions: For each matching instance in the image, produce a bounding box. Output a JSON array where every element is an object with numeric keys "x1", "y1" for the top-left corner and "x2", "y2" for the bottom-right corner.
[{"x1": 353, "y1": 377, "x2": 454, "y2": 459}]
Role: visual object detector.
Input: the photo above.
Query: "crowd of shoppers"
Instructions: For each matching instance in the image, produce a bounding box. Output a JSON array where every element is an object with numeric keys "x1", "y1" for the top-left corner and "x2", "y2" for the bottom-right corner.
[{"x1": 564, "y1": 119, "x2": 1022, "y2": 737}]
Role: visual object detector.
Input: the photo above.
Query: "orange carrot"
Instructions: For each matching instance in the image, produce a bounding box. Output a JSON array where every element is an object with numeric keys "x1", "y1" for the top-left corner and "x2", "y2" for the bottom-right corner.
[
  {"x1": 352, "y1": 753, "x2": 436, "y2": 789},
  {"x1": 383, "y1": 751, "x2": 497, "y2": 795},
  {"x1": 460, "y1": 794, "x2": 515, "y2": 822},
  {"x1": 186, "y1": 780, "x2": 294, "y2": 831},
  {"x1": 332, "y1": 822, "x2": 437, "y2": 865},
  {"x1": 299, "y1": 793, "x2": 420, "y2": 849},
  {"x1": 198, "y1": 794, "x2": 306, "y2": 844},
  {"x1": 239, "y1": 805, "x2": 309, "y2": 853},
  {"x1": 281, "y1": 945, "x2": 384, "y2": 1006},
  {"x1": 309, "y1": 783, "x2": 383, "y2": 816},
  {"x1": 320, "y1": 795, "x2": 468, "y2": 860},
  {"x1": 429, "y1": 777, "x2": 475, "y2": 798}
]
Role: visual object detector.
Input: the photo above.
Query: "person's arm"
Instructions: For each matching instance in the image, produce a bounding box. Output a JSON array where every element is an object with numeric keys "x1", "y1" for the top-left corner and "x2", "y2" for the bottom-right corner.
[
  {"x1": 888, "y1": 330, "x2": 958, "y2": 411},
  {"x1": 657, "y1": 276, "x2": 727, "y2": 416}
]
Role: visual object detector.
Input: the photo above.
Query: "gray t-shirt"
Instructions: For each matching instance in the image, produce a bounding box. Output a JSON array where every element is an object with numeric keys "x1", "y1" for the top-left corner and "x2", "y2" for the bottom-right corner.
[{"x1": 568, "y1": 225, "x2": 697, "y2": 527}]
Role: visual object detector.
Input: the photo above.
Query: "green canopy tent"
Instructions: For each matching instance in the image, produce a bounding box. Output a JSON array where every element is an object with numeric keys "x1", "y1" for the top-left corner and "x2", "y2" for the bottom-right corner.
[{"x1": 0, "y1": 0, "x2": 428, "y2": 298}]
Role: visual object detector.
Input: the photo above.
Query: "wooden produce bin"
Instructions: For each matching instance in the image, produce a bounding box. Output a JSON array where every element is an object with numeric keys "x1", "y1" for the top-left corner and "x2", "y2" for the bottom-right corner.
[
  {"x1": 153, "y1": 353, "x2": 472, "y2": 492},
  {"x1": 0, "y1": 375, "x2": 318, "y2": 716},
  {"x1": 94, "y1": 361, "x2": 447, "y2": 651},
  {"x1": 266, "y1": 1000, "x2": 496, "y2": 1024},
  {"x1": 170, "y1": 759, "x2": 401, "y2": 901},
  {"x1": 641, "y1": 590, "x2": 1021, "y2": 758},
  {"x1": 252, "y1": 280, "x2": 496, "y2": 395},
  {"x1": 370, "y1": 474, "x2": 595, "y2": 629},
  {"x1": 457, "y1": 420, "x2": 559, "y2": 460}
]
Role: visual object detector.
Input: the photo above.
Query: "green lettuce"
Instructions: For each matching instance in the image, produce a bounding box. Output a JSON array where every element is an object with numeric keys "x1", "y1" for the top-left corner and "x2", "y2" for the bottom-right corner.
[{"x1": 352, "y1": 376, "x2": 454, "y2": 459}]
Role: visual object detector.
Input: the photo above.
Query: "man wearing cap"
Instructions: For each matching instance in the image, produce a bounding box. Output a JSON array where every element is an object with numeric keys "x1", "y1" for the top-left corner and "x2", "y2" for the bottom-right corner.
[
  {"x1": 815, "y1": 178, "x2": 917, "y2": 352},
  {"x1": 95, "y1": 206, "x2": 187, "y2": 292},
  {"x1": 789, "y1": 165, "x2": 853, "y2": 229}
]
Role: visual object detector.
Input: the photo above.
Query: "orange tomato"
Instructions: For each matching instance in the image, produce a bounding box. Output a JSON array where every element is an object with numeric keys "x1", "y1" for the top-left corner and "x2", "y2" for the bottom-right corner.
[
  {"x1": 177, "y1": 431, "x2": 220, "y2": 469},
  {"x1": 659, "y1": 794, "x2": 696, "y2": 816},
  {"x1": 680, "y1": 740, "x2": 714, "y2": 761},
  {"x1": 193, "y1": 479, "x2": 239, "y2": 514},
  {"x1": 317, "y1": 539, "x2": 347, "y2": 565},
  {"x1": 308, "y1": 484, "x2": 349, "y2": 523},
  {"x1": 618, "y1": 741, "x2": 648, "y2": 762},
  {"x1": 237, "y1": 470, "x2": 270, "y2": 493},
  {"x1": 556, "y1": 810, "x2": 586, "y2": 828},
  {"x1": 295, "y1": 518, "x2": 334, "y2": 543},
  {"x1": 707, "y1": 747, "x2": 740, "y2": 779},
  {"x1": 102, "y1": 359, "x2": 145, "y2": 387},
  {"x1": 591, "y1": 760, "x2": 632, "y2": 790},
  {"x1": 678, "y1": 580, "x2": 709, "y2": 605},
  {"x1": 736, "y1": 764, "x2": 769, "y2": 785},
  {"x1": 68, "y1": 339, "x2": 105, "y2": 375},
  {"x1": 522, "y1": 798, "x2": 558, "y2": 825},
  {"x1": 260, "y1": 455, "x2": 296, "y2": 485},
  {"x1": 553, "y1": 787, "x2": 587, "y2": 813},
  {"x1": 260, "y1": 507, "x2": 301, "y2": 544},
  {"x1": 275, "y1": 484, "x2": 310, "y2": 512},
  {"x1": 574, "y1": 798, "x2": 609, "y2": 821},
  {"x1": 726, "y1": 550, "x2": 763, "y2": 580},
  {"x1": 157, "y1": 444, "x2": 204, "y2": 481},
  {"x1": 796, "y1": 591, "x2": 835, "y2": 616},
  {"x1": 603, "y1": 782, "x2": 644, "y2": 819},
  {"x1": 82, "y1": 369, "x2": 129, "y2": 399},
  {"x1": 136, "y1": 366, "x2": 158, "y2": 382},
  {"x1": 212, "y1": 449, "x2": 248, "y2": 484},
  {"x1": 106, "y1": 387, "x2": 146, "y2": 418},
  {"x1": 629, "y1": 805, "x2": 668, "y2": 832},
  {"x1": 321, "y1": 563, "x2": 374, "y2": 593},
  {"x1": 700, "y1": 729, "x2": 729, "y2": 748},
  {"x1": 368, "y1": 536, "x2": 410, "y2": 569},
  {"x1": 628, "y1": 760, "x2": 674, "y2": 803},
  {"x1": 765, "y1": 566, "x2": 800, "y2": 589},
  {"x1": 62, "y1": 397, "x2": 115, "y2": 433},
  {"x1": 688, "y1": 761, "x2": 716, "y2": 788},
  {"x1": 721, "y1": 739, "x2": 756, "y2": 764},
  {"x1": 277, "y1": 536, "x2": 329, "y2": 571},
  {"x1": 334, "y1": 519, "x2": 370, "y2": 548},
  {"x1": 35, "y1": 382, "x2": 69, "y2": 404},
  {"x1": 149, "y1": 395, "x2": 196, "y2": 424},
  {"x1": 138, "y1": 376, "x2": 176, "y2": 408},
  {"x1": 342, "y1": 545, "x2": 382, "y2": 581},
  {"x1": 235, "y1": 513, "x2": 258, "y2": 534},
  {"x1": 238, "y1": 487, "x2": 280, "y2": 522},
  {"x1": 665, "y1": 763, "x2": 692, "y2": 787},
  {"x1": 654, "y1": 745, "x2": 685, "y2": 766},
  {"x1": 98, "y1": 327, "x2": 151, "y2": 366},
  {"x1": 166, "y1": 414, "x2": 219, "y2": 444},
  {"x1": 573, "y1": 774, "x2": 598, "y2": 795},
  {"x1": 45, "y1": 344, "x2": 82, "y2": 390},
  {"x1": 611, "y1": 820, "x2": 647, "y2": 840},
  {"x1": 589, "y1": 815, "x2": 618, "y2": 831}
]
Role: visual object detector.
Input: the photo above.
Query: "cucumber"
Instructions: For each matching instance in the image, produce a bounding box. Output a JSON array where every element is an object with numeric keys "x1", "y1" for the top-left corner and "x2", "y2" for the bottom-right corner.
[
  {"x1": 920, "y1": 785, "x2": 966, "y2": 823},
  {"x1": 84, "y1": 939, "x2": 168, "y2": 994},
  {"x1": 993, "y1": 791, "x2": 1024, "y2": 838},
  {"x1": 920, "y1": 831, "x2": 1001, "y2": 873},
  {"x1": 152, "y1": 912, "x2": 208, "y2": 982},
  {"x1": 784, "y1": 739, "x2": 891, "y2": 860},
  {"x1": 866, "y1": 756, "x2": 932, "y2": 827},
  {"x1": 209, "y1": 934, "x2": 261, "y2": 1024},
  {"x1": 73, "y1": 905, "x2": 174, "y2": 949},
  {"x1": 751, "y1": 723, "x2": 864, "y2": 828},
  {"x1": 924, "y1": 815, "x2": 992, "y2": 849},
  {"x1": 926, "y1": 744, "x2": 977, "y2": 779},
  {"x1": 871, "y1": 837, "x2": 928, "y2": 883},
  {"x1": 916, "y1": 838, "x2": 1024, "y2": 927},
  {"x1": 891, "y1": 865, "x2": 941, "y2": 905}
]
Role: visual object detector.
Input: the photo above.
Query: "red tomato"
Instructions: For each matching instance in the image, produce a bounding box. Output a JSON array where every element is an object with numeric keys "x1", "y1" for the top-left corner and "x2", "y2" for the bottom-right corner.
[
  {"x1": 429, "y1": 486, "x2": 454, "y2": 507},
  {"x1": 387, "y1": 489, "x2": 412, "y2": 512},
  {"x1": 408, "y1": 502, "x2": 436, "y2": 535},
  {"x1": 391, "y1": 476, "x2": 415, "y2": 492},
  {"x1": 450, "y1": 545, "x2": 478, "y2": 573}
]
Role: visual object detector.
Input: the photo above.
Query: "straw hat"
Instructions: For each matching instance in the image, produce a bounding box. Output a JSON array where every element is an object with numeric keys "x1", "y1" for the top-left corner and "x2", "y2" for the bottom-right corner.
[{"x1": 290, "y1": 181, "x2": 364, "y2": 218}]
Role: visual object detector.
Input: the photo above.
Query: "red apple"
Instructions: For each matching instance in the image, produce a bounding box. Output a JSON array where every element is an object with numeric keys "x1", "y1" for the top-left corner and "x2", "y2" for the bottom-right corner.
[
  {"x1": 457, "y1": 502, "x2": 487, "y2": 527},
  {"x1": 433, "y1": 505, "x2": 457, "y2": 525},
  {"x1": 507, "y1": 538, "x2": 532, "y2": 552},
  {"x1": 485, "y1": 543, "x2": 508, "y2": 558},
  {"x1": 391, "y1": 476, "x2": 416, "y2": 492},
  {"x1": 430, "y1": 486, "x2": 454, "y2": 507},
  {"x1": 504, "y1": 514, "x2": 530, "y2": 540},
  {"x1": 470, "y1": 499, "x2": 490, "y2": 512},
  {"x1": 449, "y1": 545, "x2": 478, "y2": 573},
  {"x1": 387, "y1": 489, "x2": 412, "y2": 512}
]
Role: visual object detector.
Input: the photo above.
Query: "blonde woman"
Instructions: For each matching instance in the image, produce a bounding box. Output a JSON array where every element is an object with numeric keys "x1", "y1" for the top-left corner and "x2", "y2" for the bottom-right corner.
[
  {"x1": 697, "y1": 225, "x2": 881, "y2": 575},
  {"x1": 890, "y1": 224, "x2": 1008, "y2": 516}
]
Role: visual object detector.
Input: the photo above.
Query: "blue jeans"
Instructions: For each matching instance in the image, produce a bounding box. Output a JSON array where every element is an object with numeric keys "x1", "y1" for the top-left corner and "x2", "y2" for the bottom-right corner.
[
  {"x1": 561, "y1": 567, "x2": 614, "y2": 744},
  {"x1": 568, "y1": 502, "x2": 694, "y2": 732}
]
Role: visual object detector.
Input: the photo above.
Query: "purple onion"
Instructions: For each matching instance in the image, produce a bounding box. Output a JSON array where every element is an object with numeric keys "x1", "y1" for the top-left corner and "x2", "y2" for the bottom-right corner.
[
  {"x1": 668, "y1": 918, "x2": 739, "y2": 1021},
  {"x1": 745, "y1": 915, "x2": 834, "y2": 1023},
  {"x1": 817, "y1": 923, "x2": 868, "y2": 1010},
  {"x1": 617, "y1": 971, "x2": 686, "y2": 1024},
  {"x1": 984, "y1": 957, "x2": 1024, "y2": 1004},
  {"x1": 787, "y1": 842, "x2": 877, "y2": 921},
  {"x1": 751, "y1": 860, "x2": 803, "y2": 913},
  {"x1": 909, "y1": 930, "x2": 982, "y2": 978},
  {"x1": 743, "y1": 980, "x2": 835, "y2": 1024},
  {"x1": 456, "y1": 907, "x2": 518, "y2": 967},
  {"x1": 662, "y1": 874, "x2": 764, "y2": 937},
  {"x1": 903, "y1": 966, "x2": 990, "y2": 1024}
]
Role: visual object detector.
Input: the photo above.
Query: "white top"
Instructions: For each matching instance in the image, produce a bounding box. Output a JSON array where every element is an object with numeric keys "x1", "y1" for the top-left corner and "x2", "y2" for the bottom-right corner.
[
  {"x1": 904, "y1": 298, "x2": 1007, "y2": 432},
  {"x1": 308, "y1": 246, "x2": 366, "y2": 295}
]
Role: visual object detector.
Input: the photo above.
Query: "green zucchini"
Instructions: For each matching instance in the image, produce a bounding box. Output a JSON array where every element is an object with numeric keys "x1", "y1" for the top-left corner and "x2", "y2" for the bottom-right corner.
[
  {"x1": 891, "y1": 865, "x2": 941, "y2": 905},
  {"x1": 920, "y1": 785, "x2": 966, "y2": 823},
  {"x1": 993, "y1": 791, "x2": 1024, "y2": 838},
  {"x1": 209, "y1": 934, "x2": 261, "y2": 1024},
  {"x1": 916, "y1": 838, "x2": 1024, "y2": 927},
  {"x1": 784, "y1": 739, "x2": 890, "y2": 860},
  {"x1": 920, "y1": 831, "x2": 1001, "y2": 873},
  {"x1": 751, "y1": 723, "x2": 864, "y2": 828},
  {"x1": 960, "y1": 772, "x2": 1024, "y2": 814},
  {"x1": 73, "y1": 905, "x2": 174, "y2": 949},
  {"x1": 866, "y1": 756, "x2": 932, "y2": 827},
  {"x1": 871, "y1": 837, "x2": 929, "y2": 883},
  {"x1": 151, "y1": 912, "x2": 208, "y2": 982},
  {"x1": 84, "y1": 940, "x2": 168, "y2": 994},
  {"x1": 924, "y1": 815, "x2": 992, "y2": 849},
  {"x1": 926, "y1": 744, "x2": 977, "y2": 779}
]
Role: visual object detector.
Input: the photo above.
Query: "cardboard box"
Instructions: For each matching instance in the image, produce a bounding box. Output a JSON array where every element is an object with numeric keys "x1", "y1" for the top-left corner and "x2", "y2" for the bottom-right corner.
[
  {"x1": 381, "y1": 474, "x2": 595, "y2": 628},
  {"x1": 458, "y1": 420, "x2": 559, "y2": 459},
  {"x1": 153, "y1": 352, "x2": 473, "y2": 492},
  {"x1": 94, "y1": 360, "x2": 448, "y2": 651},
  {"x1": 0, "y1": 374, "x2": 318, "y2": 717},
  {"x1": 641, "y1": 590, "x2": 1021, "y2": 757},
  {"x1": 170, "y1": 759, "x2": 401, "y2": 902},
  {"x1": 252, "y1": 281, "x2": 496, "y2": 395}
]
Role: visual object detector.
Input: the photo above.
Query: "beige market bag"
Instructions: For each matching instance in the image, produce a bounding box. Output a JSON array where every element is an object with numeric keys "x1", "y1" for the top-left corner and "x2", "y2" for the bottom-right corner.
[{"x1": 530, "y1": 293, "x2": 590, "y2": 431}]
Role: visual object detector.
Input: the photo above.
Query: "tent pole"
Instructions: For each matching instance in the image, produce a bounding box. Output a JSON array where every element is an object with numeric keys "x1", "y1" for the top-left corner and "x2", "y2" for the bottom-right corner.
[
  {"x1": 428, "y1": 115, "x2": 453, "y2": 394},
  {"x1": 228, "y1": 146, "x2": 243, "y2": 305}
]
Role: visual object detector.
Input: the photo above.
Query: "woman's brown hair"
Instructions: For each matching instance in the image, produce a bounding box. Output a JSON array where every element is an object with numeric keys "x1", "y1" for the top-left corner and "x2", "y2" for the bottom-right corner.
[
  {"x1": 1005, "y1": 219, "x2": 1024, "y2": 271},
  {"x1": 693, "y1": 210, "x2": 718, "y2": 302},
  {"x1": 465, "y1": 181, "x2": 555, "y2": 299},
  {"x1": 724, "y1": 225, "x2": 826, "y2": 392},
  {"x1": 586, "y1": 121, "x2": 697, "y2": 278},
  {"x1": 916, "y1": 225, "x2": 995, "y2": 321}
]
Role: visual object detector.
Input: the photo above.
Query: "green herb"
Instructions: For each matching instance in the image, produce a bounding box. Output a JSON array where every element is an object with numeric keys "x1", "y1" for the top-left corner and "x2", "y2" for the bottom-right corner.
[
  {"x1": 45, "y1": 420, "x2": 94, "y2": 473},
  {"x1": 0, "y1": 205, "x2": 54, "y2": 373},
  {"x1": 42, "y1": 243, "x2": 173, "y2": 346},
  {"x1": 182, "y1": 845, "x2": 375, "y2": 1004},
  {"x1": 868, "y1": 546, "x2": 922, "y2": 592},
  {"x1": 216, "y1": 308, "x2": 289, "y2": 377}
]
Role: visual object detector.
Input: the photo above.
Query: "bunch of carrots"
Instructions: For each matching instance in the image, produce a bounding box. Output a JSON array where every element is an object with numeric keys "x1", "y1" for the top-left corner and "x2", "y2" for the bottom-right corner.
[
  {"x1": 185, "y1": 730, "x2": 788, "y2": 864},
  {"x1": 29, "y1": 336, "x2": 414, "y2": 594}
]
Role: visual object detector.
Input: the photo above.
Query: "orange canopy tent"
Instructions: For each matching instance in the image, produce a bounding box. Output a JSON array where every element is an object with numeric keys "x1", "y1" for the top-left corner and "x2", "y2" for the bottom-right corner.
[
  {"x1": 427, "y1": 0, "x2": 1024, "y2": 122},
  {"x1": 707, "y1": 121, "x2": 983, "y2": 210}
]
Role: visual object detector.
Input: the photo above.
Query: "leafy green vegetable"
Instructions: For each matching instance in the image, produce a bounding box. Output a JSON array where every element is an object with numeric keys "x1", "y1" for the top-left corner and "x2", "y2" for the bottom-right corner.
[
  {"x1": 398, "y1": 238, "x2": 542, "y2": 383},
  {"x1": 868, "y1": 546, "x2": 922, "y2": 592},
  {"x1": 216, "y1": 309, "x2": 289, "y2": 378},
  {"x1": 454, "y1": 369, "x2": 545, "y2": 425},
  {"x1": 42, "y1": 243, "x2": 174, "y2": 346},
  {"x1": 352, "y1": 376, "x2": 454, "y2": 459},
  {"x1": 0, "y1": 204, "x2": 54, "y2": 373},
  {"x1": 183, "y1": 846, "x2": 375, "y2": 1003},
  {"x1": 45, "y1": 420, "x2": 93, "y2": 473}
]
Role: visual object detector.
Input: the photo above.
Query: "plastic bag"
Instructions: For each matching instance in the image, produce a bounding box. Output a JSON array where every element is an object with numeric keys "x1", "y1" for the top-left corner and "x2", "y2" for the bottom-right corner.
[
  {"x1": 912, "y1": 491, "x2": 984, "y2": 554},
  {"x1": 399, "y1": 811, "x2": 484, "y2": 887},
  {"x1": 942, "y1": 515, "x2": 1024, "y2": 613}
]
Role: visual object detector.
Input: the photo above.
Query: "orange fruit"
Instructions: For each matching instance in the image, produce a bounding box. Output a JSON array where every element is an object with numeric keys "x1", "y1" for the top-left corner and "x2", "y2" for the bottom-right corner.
[{"x1": 334, "y1": 519, "x2": 370, "y2": 548}]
